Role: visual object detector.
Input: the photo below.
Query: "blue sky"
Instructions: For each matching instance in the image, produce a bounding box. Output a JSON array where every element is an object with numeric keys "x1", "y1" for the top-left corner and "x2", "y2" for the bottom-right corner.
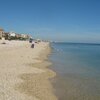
[{"x1": 0, "y1": 0, "x2": 100, "y2": 43}]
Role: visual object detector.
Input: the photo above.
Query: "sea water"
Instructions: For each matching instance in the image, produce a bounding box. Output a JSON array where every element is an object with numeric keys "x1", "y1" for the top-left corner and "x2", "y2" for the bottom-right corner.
[{"x1": 49, "y1": 43, "x2": 100, "y2": 100}]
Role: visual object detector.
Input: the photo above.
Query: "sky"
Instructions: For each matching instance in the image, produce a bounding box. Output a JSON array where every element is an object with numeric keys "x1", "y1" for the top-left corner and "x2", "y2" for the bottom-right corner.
[{"x1": 0, "y1": 0, "x2": 100, "y2": 43}]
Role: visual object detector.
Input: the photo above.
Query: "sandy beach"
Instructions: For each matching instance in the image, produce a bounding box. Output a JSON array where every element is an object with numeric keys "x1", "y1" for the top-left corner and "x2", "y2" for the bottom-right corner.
[{"x1": 0, "y1": 40, "x2": 57, "y2": 100}]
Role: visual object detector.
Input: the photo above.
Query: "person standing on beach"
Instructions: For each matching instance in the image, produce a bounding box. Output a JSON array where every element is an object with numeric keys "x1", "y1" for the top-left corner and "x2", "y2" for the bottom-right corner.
[{"x1": 31, "y1": 41, "x2": 34, "y2": 48}]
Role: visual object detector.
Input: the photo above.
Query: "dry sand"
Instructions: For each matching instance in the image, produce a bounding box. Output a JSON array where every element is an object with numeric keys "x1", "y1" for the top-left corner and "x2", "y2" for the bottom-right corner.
[{"x1": 0, "y1": 40, "x2": 57, "y2": 100}]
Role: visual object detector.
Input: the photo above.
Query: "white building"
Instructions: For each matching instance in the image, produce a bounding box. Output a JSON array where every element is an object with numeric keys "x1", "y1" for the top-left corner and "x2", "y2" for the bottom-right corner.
[
  {"x1": 21, "y1": 34, "x2": 27, "y2": 38},
  {"x1": 9, "y1": 31, "x2": 16, "y2": 37}
]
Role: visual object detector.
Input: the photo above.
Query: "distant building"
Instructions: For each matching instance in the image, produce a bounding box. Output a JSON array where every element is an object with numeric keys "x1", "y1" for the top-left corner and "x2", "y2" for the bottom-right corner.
[
  {"x1": 15, "y1": 34, "x2": 21, "y2": 38},
  {"x1": 3, "y1": 32, "x2": 9, "y2": 39},
  {"x1": 9, "y1": 31, "x2": 16, "y2": 37},
  {"x1": 21, "y1": 34, "x2": 31, "y2": 39},
  {"x1": 27, "y1": 35, "x2": 32, "y2": 39},
  {"x1": 21, "y1": 34, "x2": 27, "y2": 38},
  {"x1": 0, "y1": 28, "x2": 4, "y2": 39},
  {"x1": 0, "y1": 28, "x2": 31, "y2": 40}
]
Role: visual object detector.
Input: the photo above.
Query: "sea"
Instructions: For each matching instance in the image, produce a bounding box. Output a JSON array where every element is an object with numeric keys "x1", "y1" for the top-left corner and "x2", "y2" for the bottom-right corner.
[{"x1": 49, "y1": 42, "x2": 100, "y2": 100}]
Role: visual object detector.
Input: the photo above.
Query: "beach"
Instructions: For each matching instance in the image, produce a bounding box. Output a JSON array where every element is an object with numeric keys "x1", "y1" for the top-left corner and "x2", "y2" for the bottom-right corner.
[{"x1": 0, "y1": 40, "x2": 57, "y2": 100}]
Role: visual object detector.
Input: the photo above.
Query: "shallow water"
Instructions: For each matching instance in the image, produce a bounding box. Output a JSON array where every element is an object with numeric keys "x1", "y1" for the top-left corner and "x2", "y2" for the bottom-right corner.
[{"x1": 49, "y1": 43, "x2": 100, "y2": 100}]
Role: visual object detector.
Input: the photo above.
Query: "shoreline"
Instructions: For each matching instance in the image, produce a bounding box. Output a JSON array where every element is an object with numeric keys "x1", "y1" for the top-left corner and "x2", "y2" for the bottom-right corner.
[
  {"x1": 0, "y1": 40, "x2": 57, "y2": 100},
  {"x1": 15, "y1": 42, "x2": 57, "y2": 100}
]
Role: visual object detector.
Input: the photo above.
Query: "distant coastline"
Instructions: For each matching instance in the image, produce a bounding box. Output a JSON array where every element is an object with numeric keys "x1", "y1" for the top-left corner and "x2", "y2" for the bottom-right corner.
[{"x1": 51, "y1": 41, "x2": 100, "y2": 45}]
